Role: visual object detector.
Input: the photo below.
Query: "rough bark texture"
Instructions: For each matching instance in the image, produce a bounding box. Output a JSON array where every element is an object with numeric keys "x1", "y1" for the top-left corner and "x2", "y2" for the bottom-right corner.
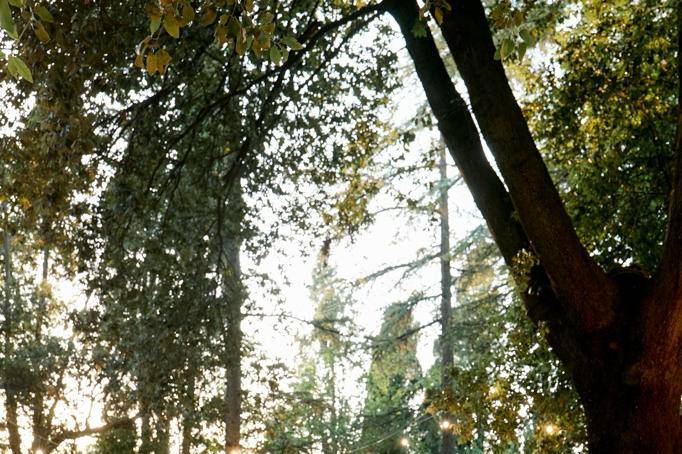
[
  {"x1": 438, "y1": 146, "x2": 455, "y2": 454},
  {"x1": 386, "y1": 0, "x2": 682, "y2": 451}
]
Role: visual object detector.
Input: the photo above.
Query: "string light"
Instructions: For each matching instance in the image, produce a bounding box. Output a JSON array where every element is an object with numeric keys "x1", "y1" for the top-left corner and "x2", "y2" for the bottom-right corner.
[
  {"x1": 400, "y1": 437, "x2": 410, "y2": 447},
  {"x1": 440, "y1": 420, "x2": 451, "y2": 431},
  {"x1": 544, "y1": 423, "x2": 559, "y2": 436},
  {"x1": 488, "y1": 385, "x2": 500, "y2": 398}
]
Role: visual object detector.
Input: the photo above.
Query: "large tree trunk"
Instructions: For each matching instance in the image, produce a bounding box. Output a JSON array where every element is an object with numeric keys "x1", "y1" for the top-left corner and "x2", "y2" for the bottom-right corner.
[
  {"x1": 2, "y1": 218, "x2": 22, "y2": 454},
  {"x1": 567, "y1": 270, "x2": 682, "y2": 453},
  {"x1": 437, "y1": 146, "x2": 455, "y2": 454},
  {"x1": 577, "y1": 366, "x2": 681, "y2": 453}
]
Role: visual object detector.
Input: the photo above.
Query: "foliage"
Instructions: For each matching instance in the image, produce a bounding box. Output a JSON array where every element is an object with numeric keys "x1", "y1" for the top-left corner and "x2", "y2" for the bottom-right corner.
[{"x1": 525, "y1": 0, "x2": 677, "y2": 270}]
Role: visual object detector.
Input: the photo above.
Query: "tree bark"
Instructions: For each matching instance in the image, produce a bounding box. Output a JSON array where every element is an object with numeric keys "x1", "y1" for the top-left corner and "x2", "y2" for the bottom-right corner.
[
  {"x1": 566, "y1": 269, "x2": 682, "y2": 452},
  {"x1": 2, "y1": 213, "x2": 22, "y2": 454},
  {"x1": 437, "y1": 146, "x2": 455, "y2": 454}
]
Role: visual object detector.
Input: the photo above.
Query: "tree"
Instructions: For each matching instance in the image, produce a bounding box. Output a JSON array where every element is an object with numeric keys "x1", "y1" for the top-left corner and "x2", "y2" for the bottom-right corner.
[
  {"x1": 262, "y1": 246, "x2": 361, "y2": 453},
  {"x1": 382, "y1": 0, "x2": 682, "y2": 449},
  {"x1": 3, "y1": 1, "x2": 390, "y2": 451},
  {"x1": 359, "y1": 302, "x2": 425, "y2": 453},
  {"x1": 4, "y1": 0, "x2": 682, "y2": 450}
]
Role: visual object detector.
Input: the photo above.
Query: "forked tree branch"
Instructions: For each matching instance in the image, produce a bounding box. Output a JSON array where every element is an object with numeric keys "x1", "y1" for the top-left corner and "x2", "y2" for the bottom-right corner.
[
  {"x1": 436, "y1": 0, "x2": 617, "y2": 330},
  {"x1": 384, "y1": 0, "x2": 591, "y2": 374}
]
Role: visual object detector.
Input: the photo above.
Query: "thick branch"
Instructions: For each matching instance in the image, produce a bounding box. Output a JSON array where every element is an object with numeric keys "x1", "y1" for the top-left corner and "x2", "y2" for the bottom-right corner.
[
  {"x1": 385, "y1": 0, "x2": 526, "y2": 269},
  {"x1": 436, "y1": 0, "x2": 616, "y2": 330},
  {"x1": 48, "y1": 418, "x2": 134, "y2": 452},
  {"x1": 385, "y1": 0, "x2": 593, "y2": 378}
]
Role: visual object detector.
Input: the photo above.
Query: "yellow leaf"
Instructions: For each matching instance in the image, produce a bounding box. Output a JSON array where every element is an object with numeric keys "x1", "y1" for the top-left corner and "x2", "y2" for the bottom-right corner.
[
  {"x1": 201, "y1": 7, "x2": 216, "y2": 26},
  {"x1": 163, "y1": 14, "x2": 180, "y2": 38},
  {"x1": 146, "y1": 52, "x2": 157, "y2": 74},
  {"x1": 180, "y1": 3, "x2": 194, "y2": 25},
  {"x1": 434, "y1": 7, "x2": 443, "y2": 24},
  {"x1": 34, "y1": 21, "x2": 50, "y2": 42}
]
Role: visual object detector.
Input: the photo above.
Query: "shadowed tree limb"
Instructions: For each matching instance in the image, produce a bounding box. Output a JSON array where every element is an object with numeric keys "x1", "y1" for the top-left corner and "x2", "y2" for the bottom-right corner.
[
  {"x1": 436, "y1": 0, "x2": 617, "y2": 331},
  {"x1": 384, "y1": 0, "x2": 587, "y2": 377},
  {"x1": 47, "y1": 417, "x2": 135, "y2": 453}
]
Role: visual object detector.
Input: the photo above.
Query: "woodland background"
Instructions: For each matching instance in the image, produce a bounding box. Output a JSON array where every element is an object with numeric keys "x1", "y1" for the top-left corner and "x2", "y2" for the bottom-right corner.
[{"x1": 0, "y1": 0, "x2": 678, "y2": 452}]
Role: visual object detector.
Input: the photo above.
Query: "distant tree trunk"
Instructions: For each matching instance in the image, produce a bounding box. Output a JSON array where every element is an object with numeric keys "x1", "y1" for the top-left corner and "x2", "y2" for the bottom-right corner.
[
  {"x1": 139, "y1": 405, "x2": 153, "y2": 454},
  {"x1": 329, "y1": 361, "x2": 339, "y2": 454},
  {"x1": 155, "y1": 414, "x2": 170, "y2": 454},
  {"x1": 437, "y1": 146, "x2": 455, "y2": 454},
  {"x1": 2, "y1": 217, "x2": 22, "y2": 454},
  {"x1": 223, "y1": 235, "x2": 242, "y2": 454},
  {"x1": 181, "y1": 374, "x2": 196, "y2": 454},
  {"x1": 181, "y1": 415, "x2": 192, "y2": 454},
  {"x1": 218, "y1": 186, "x2": 244, "y2": 454},
  {"x1": 32, "y1": 246, "x2": 50, "y2": 454}
]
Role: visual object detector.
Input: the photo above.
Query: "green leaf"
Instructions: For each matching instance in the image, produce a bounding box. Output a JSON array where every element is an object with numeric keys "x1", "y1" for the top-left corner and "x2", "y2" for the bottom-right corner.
[
  {"x1": 7, "y1": 0, "x2": 22, "y2": 7},
  {"x1": 0, "y1": 0, "x2": 18, "y2": 40},
  {"x1": 8, "y1": 55, "x2": 32, "y2": 82},
  {"x1": 34, "y1": 21, "x2": 49, "y2": 42},
  {"x1": 269, "y1": 45, "x2": 281, "y2": 65},
  {"x1": 163, "y1": 14, "x2": 180, "y2": 38},
  {"x1": 34, "y1": 4, "x2": 53, "y2": 23},
  {"x1": 282, "y1": 35, "x2": 303, "y2": 51},
  {"x1": 261, "y1": 11, "x2": 274, "y2": 23},
  {"x1": 150, "y1": 16, "x2": 161, "y2": 34},
  {"x1": 411, "y1": 20, "x2": 427, "y2": 38},
  {"x1": 520, "y1": 29, "x2": 534, "y2": 46},
  {"x1": 500, "y1": 38, "x2": 513, "y2": 60}
]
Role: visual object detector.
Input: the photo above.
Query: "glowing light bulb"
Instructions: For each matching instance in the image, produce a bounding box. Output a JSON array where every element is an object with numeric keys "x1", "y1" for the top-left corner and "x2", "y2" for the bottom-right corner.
[
  {"x1": 488, "y1": 385, "x2": 500, "y2": 397},
  {"x1": 400, "y1": 437, "x2": 410, "y2": 447},
  {"x1": 440, "y1": 420, "x2": 451, "y2": 430},
  {"x1": 544, "y1": 423, "x2": 559, "y2": 436},
  {"x1": 35, "y1": 450, "x2": 45, "y2": 454}
]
